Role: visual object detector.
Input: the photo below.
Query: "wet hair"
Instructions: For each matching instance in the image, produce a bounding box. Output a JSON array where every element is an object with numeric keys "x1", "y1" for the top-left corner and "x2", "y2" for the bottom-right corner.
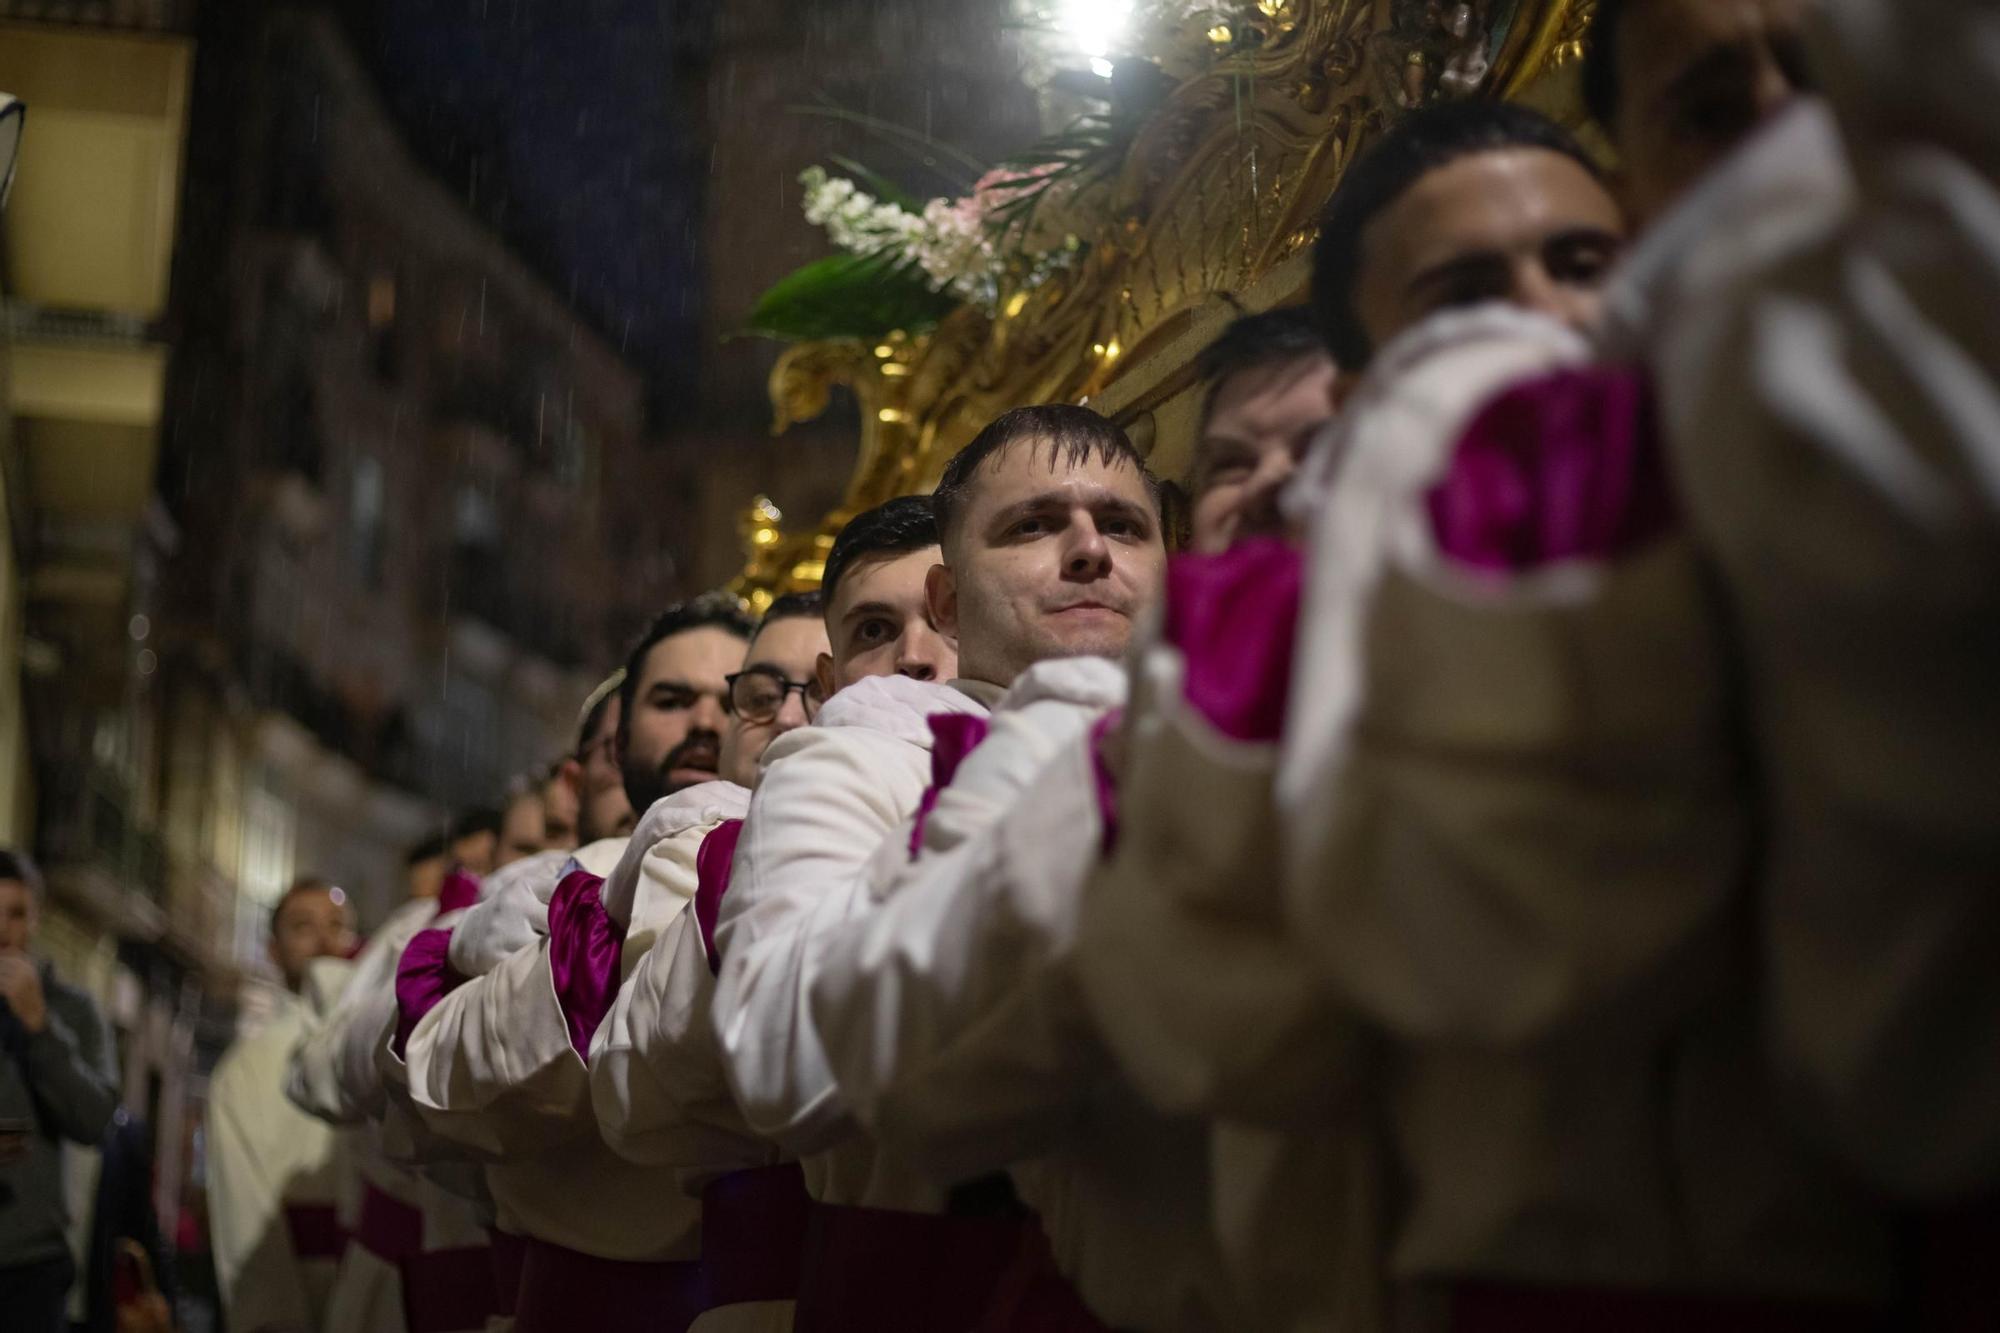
[
  {"x1": 617, "y1": 592, "x2": 756, "y2": 746},
  {"x1": 1197, "y1": 307, "x2": 1332, "y2": 427},
  {"x1": 449, "y1": 807, "x2": 502, "y2": 844},
  {"x1": 574, "y1": 669, "x2": 626, "y2": 756},
  {"x1": 1580, "y1": 0, "x2": 1634, "y2": 130},
  {"x1": 930, "y1": 404, "x2": 1161, "y2": 551},
  {"x1": 404, "y1": 833, "x2": 447, "y2": 868},
  {"x1": 760, "y1": 591, "x2": 824, "y2": 632},
  {"x1": 0, "y1": 848, "x2": 44, "y2": 904},
  {"x1": 1310, "y1": 101, "x2": 1604, "y2": 368},
  {"x1": 269, "y1": 874, "x2": 340, "y2": 935},
  {"x1": 822, "y1": 497, "x2": 940, "y2": 608}
]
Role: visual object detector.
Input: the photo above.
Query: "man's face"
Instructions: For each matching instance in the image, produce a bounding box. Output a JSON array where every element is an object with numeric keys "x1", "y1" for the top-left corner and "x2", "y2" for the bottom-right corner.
[
  {"x1": 450, "y1": 828, "x2": 498, "y2": 876},
  {"x1": 406, "y1": 854, "x2": 446, "y2": 901},
  {"x1": 929, "y1": 444, "x2": 1166, "y2": 687},
  {"x1": 575, "y1": 696, "x2": 633, "y2": 844},
  {"x1": 268, "y1": 887, "x2": 355, "y2": 991},
  {"x1": 818, "y1": 546, "x2": 961, "y2": 701},
  {"x1": 540, "y1": 775, "x2": 579, "y2": 851},
  {"x1": 620, "y1": 626, "x2": 746, "y2": 812},
  {"x1": 496, "y1": 794, "x2": 547, "y2": 869},
  {"x1": 1612, "y1": 0, "x2": 1812, "y2": 226},
  {"x1": 0, "y1": 879, "x2": 36, "y2": 953},
  {"x1": 721, "y1": 616, "x2": 832, "y2": 787},
  {"x1": 1191, "y1": 353, "x2": 1339, "y2": 553},
  {"x1": 1354, "y1": 148, "x2": 1626, "y2": 352}
]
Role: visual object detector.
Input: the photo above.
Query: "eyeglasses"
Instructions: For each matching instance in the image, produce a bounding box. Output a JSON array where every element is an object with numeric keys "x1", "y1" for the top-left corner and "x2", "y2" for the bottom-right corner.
[{"x1": 725, "y1": 668, "x2": 825, "y2": 724}]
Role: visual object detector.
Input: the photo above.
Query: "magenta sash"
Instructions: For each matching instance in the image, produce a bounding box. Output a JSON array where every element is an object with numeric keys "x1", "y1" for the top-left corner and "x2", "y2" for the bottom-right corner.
[
  {"x1": 487, "y1": 1228, "x2": 526, "y2": 1318},
  {"x1": 512, "y1": 1237, "x2": 705, "y2": 1333},
  {"x1": 908, "y1": 713, "x2": 993, "y2": 857},
  {"x1": 359, "y1": 1183, "x2": 495, "y2": 1332},
  {"x1": 281, "y1": 1202, "x2": 346, "y2": 1261},
  {"x1": 545, "y1": 868, "x2": 617, "y2": 1059},
  {"x1": 793, "y1": 1202, "x2": 1109, "y2": 1333},
  {"x1": 1161, "y1": 539, "x2": 1302, "y2": 744},
  {"x1": 1426, "y1": 366, "x2": 1672, "y2": 574},
  {"x1": 700, "y1": 1163, "x2": 810, "y2": 1308},
  {"x1": 694, "y1": 819, "x2": 746, "y2": 973},
  {"x1": 1447, "y1": 1280, "x2": 1888, "y2": 1333},
  {"x1": 391, "y1": 927, "x2": 463, "y2": 1059},
  {"x1": 437, "y1": 867, "x2": 482, "y2": 913}
]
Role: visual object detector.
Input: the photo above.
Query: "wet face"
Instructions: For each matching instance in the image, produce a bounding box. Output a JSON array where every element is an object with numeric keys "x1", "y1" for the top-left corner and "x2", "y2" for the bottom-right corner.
[
  {"x1": 1354, "y1": 148, "x2": 1626, "y2": 350},
  {"x1": 720, "y1": 615, "x2": 831, "y2": 788},
  {"x1": 1612, "y1": 0, "x2": 1812, "y2": 225},
  {"x1": 1191, "y1": 353, "x2": 1338, "y2": 553},
  {"x1": 576, "y1": 695, "x2": 633, "y2": 843},
  {"x1": 539, "y1": 774, "x2": 579, "y2": 851},
  {"x1": 496, "y1": 793, "x2": 547, "y2": 868},
  {"x1": 929, "y1": 444, "x2": 1166, "y2": 687},
  {"x1": 0, "y1": 879, "x2": 36, "y2": 954},
  {"x1": 269, "y1": 886, "x2": 355, "y2": 991},
  {"x1": 620, "y1": 626, "x2": 746, "y2": 812},
  {"x1": 817, "y1": 546, "x2": 960, "y2": 702}
]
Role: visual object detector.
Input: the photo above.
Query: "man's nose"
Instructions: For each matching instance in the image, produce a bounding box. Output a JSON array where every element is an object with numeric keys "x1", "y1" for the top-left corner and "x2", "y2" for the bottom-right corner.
[
  {"x1": 1062, "y1": 518, "x2": 1113, "y2": 580},
  {"x1": 691, "y1": 694, "x2": 728, "y2": 733},
  {"x1": 896, "y1": 623, "x2": 950, "y2": 680},
  {"x1": 772, "y1": 690, "x2": 811, "y2": 732}
]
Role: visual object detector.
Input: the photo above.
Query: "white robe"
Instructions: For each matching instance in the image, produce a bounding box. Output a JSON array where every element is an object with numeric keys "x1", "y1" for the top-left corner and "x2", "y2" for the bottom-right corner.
[
  {"x1": 208, "y1": 984, "x2": 346, "y2": 1333},
  {"x1": 287, "y1": 909, "x2": 492, "y2": 1333},
  {"x1": 398, "y1": 826, "x2": 706, "y2": 1263},
  {"x1": 1649, "y1": 0, "x2": 2000, "y2": 1200},
  {"x1": 709, "y1": 673, "x2": 994, "y2": 1211},
  {"x1": 1273, "y1": 303, "x2": 1893, "y2": 1303},
  {"x1": 807, "y1": 655, "x2": 1240, "y2": 1333}
]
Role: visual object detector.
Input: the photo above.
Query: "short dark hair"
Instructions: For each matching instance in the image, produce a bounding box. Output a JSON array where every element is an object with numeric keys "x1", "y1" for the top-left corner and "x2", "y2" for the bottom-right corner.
[
  {"x1": 1309, "y1": 101, "x2": 1604, "y2": 368},
  {"x1": 930, "y1": 405, "x2": 1160, "y2": 551},
  {"x1": 449, "y1": 807, "x2": 502, "y2": 844},
  {"x1": 618, "y1": 592, "x2": 757, "y2": 744},
  {"x1": 270, "y1": 874, "x2": 338, "y2": 935},
  {"x1": 822, "y1": 497, "x2": 940, "y2": 608},
  {"x1": 1581, "y1": 0, "x2": 1634, "y2": 131},
  {"x1": 1197, "y1": 307, "x2": 1332, "y2": 426},
  {"x1": 760, "y1": 590, "x2": 824, "y2": 632},
  {"x1": 0, "y1": 848, "x2": 44, "y2": 903},
  {"x1": 405, "y1": 833, "x2": 447, "y2": 868}
]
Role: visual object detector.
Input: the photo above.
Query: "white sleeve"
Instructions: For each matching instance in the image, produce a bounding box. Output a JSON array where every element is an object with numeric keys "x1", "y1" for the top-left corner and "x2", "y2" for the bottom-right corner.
[
  {"x1": 206, "y1": 1055, "x2": 315, "y2": 1333},
  {"x1": 1655, "y1": 0, "x2": 2000, "y2": 1196},
  {"x1": 591, "y1": 913, "x2": 775, "y2": 1171},
  {"x1": 807, "y1": 688, "x2": 1115, "y2": 1181},
  {"x1": 285, "y1": 902, "x2": 430, "y2": 1125},
  {"x1": 1078, "y1": 642, "x2": 1366, "y2": 1124},
  {"x1": 709, "y1": 724, "x2": 931, "y2": 1154},
  {"x1": 400, "y1": 938, "x2": 591, "y2": 1157},
  {"x1": 1278, "y1": 311, "x2": 1744, "y2": 1049}
]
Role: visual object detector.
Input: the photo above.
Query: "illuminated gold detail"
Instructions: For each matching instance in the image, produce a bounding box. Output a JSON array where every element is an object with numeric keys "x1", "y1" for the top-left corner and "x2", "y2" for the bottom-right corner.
[{"x1": 732, "y1": 2, "x2": 1592, "y2": 602}]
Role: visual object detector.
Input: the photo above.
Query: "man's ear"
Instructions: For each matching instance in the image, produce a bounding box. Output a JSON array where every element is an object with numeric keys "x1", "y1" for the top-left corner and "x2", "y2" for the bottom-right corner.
[
  {"x1": 814, "y1": 651, "x2": 837, "y2": 702},
  {"x1": 926, "y1": 563, "x2": 959, "y2": 641}
]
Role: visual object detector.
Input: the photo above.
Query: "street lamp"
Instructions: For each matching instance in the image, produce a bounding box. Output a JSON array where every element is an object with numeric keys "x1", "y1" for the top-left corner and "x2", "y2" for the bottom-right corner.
[{"x1": 0, "y1": 95, "x2": 22, "y2": 211}]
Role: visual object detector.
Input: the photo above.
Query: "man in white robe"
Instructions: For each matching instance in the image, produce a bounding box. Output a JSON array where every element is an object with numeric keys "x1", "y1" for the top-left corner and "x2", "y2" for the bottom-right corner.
[
  {"x1": 396, "y1": 597, "x2": 756, "y2": 1332},
  {"x1": 588, "y1": 499, "x2": 956, "y2": 1333},
  {"x1": 709, "y1": 405, "x2": 1165, "y2": 1331},
  {"x1": 207, "y1": 878, "x2": 356, "y2": 1333}
]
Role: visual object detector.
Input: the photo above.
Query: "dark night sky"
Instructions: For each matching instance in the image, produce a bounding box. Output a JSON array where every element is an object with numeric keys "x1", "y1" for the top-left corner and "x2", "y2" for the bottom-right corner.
[{"x1": 339, "y1": 0, "x2": 713, "y2": 400}]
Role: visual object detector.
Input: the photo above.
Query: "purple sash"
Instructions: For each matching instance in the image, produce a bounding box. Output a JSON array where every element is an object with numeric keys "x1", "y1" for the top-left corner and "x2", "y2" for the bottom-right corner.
[
  {"x1": 694, "y1": 819, "x2": 746, "y2": 973},
  {"x1": 544, "y1": 868, "x2": 617, "y2": 1059},
  {"x1": 512, "y1": 1237, "x2": 704, "y2": 1333},
  {"x1": 700, "y1": 1163, "x2": 810, "y2": 1307}
]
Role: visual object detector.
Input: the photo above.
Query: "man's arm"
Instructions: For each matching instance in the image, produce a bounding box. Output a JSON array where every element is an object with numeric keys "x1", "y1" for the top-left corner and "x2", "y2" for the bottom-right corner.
[
  {"x1": 710, "y1": 723, "x2": 932, "y2": 1153},
  {"x1": 17, "y1": 978, "x2": 119, "y2": 1145}
]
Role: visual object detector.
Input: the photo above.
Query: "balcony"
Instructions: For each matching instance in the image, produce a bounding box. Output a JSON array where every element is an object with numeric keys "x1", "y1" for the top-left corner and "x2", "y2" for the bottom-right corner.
[{"x1": 34, "y1": 756, "x2": 169, "y2": 938}]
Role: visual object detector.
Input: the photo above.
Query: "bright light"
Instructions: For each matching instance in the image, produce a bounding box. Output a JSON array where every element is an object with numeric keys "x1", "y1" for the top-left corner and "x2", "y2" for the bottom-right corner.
[{"x1": 1057, "y1": 0, "x2": 1135, "y2": 66}]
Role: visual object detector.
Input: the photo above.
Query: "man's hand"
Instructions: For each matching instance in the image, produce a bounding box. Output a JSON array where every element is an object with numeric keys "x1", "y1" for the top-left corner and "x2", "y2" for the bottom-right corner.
[{"x1": 0, "y1": 951, "x2": 48, "y2": 1033}]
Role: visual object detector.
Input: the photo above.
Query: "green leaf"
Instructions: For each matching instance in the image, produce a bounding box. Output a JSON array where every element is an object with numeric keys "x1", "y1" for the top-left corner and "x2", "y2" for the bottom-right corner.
[{"x1": 741, "y1": 252, "x2": 960, "y2": 344}]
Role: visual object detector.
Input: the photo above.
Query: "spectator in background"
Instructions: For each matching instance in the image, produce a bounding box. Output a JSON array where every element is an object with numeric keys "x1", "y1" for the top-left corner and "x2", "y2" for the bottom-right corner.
[
  {"x1": 205, "y1": 876, "x2": 355, "y2": 1333},
  {"x1": 404, "y1": 834, "x2": 449, "y2": 902},
  {"x1": 446, "y1": 808, "x2": 502, "y2": 877},
  {"x1": 0, "y1": 848, "x2": 120, "y2": 1333}
]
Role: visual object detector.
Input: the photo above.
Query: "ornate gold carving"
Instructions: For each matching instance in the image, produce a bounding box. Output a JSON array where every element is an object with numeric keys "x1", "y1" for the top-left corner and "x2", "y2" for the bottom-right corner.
[{"x1": 733, "y1": 0, "x2": 1595, "y2": 602}]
